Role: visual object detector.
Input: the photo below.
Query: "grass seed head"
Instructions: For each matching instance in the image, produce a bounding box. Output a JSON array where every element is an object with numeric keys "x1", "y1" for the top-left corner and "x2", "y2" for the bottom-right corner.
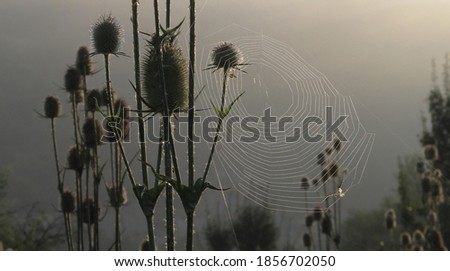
[
  {"x1": 413, "y1": 230, "x2": 425, "y2": 245},
  {"x1": 44, "y1": 95, "x2": 62, "y2": 119}
]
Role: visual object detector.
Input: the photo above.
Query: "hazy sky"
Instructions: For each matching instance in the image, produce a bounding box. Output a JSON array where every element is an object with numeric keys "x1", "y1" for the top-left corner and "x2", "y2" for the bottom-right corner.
[{"x1": 1, "y1": 0, "x2": 450, "y2": 249}]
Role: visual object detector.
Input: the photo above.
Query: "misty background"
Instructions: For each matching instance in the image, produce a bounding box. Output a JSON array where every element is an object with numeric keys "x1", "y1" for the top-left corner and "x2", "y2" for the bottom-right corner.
[{"x1": 1, "y1": 0, "x2": 449, "y2": 249}]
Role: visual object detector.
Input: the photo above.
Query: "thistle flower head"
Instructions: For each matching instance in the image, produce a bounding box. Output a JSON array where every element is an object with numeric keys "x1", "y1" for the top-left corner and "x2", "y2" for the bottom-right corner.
[
  {"x1": 82, "y1": 198, "x2": 100, "y2": 224},
  {"x1": 300, "y1": 177, "x2": 310, "y2": 190},
  {"x1": 86, "y1": 89, "x2": 102, "y2": 112},
  {"x1": 384, "y1": 208, "x2": 397, "y2": 230},
  {"x1": 64, "y1": 67, "x2": 82, "y2": 93},
  {"x1": 91, "y1": 14, "x2": 123, "y2": 55},
  {"x1": 76, "y1": 46, "x2": 93, "y2": 75},
  {"x1": 142, "y1": 38, "x2": 188, "y2": 114},
  {"x1": 66, "y1": 146, "x2": 83, "y2": 171},
  {"x1": 82, "y1": 118, "x2": 103, "y2": 148},
  {"x1": 61, "y1": 190, "x2": 76, "y2": 214},
  {"x1": 44, "y1": 95, "x2": 61, "y2": 119},
  {"x1": 208, "y1": 42, "x2": 244, "y2": 74}
]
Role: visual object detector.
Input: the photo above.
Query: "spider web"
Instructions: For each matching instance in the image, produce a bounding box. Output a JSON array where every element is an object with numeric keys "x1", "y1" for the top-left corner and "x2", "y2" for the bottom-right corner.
[{"x1": 193, "y1": 25, "x2": 375, "y2": 213}]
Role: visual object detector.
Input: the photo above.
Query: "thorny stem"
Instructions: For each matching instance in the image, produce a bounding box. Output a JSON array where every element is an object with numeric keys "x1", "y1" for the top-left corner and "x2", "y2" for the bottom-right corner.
[
  {"x1": 202, "y1": 70, "x2": 228, "y2": 182},
  {"x1": 186, "y1": 0, "x2": 196, "y2": 251},
  {"x1": 91, "y1": 111, "x2": 100, "y2": 250}
]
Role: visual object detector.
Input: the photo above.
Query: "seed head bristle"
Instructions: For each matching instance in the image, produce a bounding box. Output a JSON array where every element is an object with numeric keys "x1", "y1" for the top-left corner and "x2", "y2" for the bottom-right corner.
[{"x1": 101, "y1": 87, "x2": 116, "y2": 107}]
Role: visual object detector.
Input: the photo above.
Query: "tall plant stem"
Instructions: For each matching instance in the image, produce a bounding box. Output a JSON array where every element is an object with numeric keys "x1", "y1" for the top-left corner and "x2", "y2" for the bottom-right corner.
[
  {"x1": 202, "y1": 70, "x2": 228, "y2": 182},
  {"x1": 166, "y1": 0, "x2": 170, "y2": 28},
  {"x1": 71, "y1": 92, "x2": 83, "y2": 251},
  {"x1": 91, "y1": 111, "x2": 100, "y2": 250},
  {"x1": 186, "y1": 0, "x2": 196, "y2": 251},
  {"x1": 50, "y1": 118, "x2": 73, "y2": 250},
  {"x1": 131, "y1": 0, "x2": 149, "y2": 188}
]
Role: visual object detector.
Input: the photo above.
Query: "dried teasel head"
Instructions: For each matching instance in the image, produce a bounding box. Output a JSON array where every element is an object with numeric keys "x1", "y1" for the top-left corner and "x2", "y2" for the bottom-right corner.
[
  {"x1": 208, "y1": 42, "x2": 244, "y2": 75},
  {"x1": 61, "y1": 190, "x2": 76, "y2": 214},
  {"x1": 82, "y1": 198, "x2": 100, "y2": 225},
  {"x1": 44, "y1": 95, "x2": 62, "y2": 119},
  {"x1": 305, "y1": 214, "x2": 314, "y2": 228},
  {"x1": 425, "y1": 227, "x2": 447, "y2": 251},
  {"x1": 82, "y1": 118, "x2": 103, "y2": 148},
  {"x1": 66, "y1": 146, "x2": 83, "y2": 171},
  {"x1": 114, "y1": 97, "x2": 130, "y2": 119},
  {"x1": 327, "y1": 162, "x2": 340, "y2": 178},
  {"x1": 303, "y1": 233, "x2": 312, "y2": 249},
  {"x1": 142, "y1": 37, "x2": 188, "y2": 114},
  {"x1": 107, "y1": 186, "x2": 128, "y2": 208},
  {"x1": 317, "y1": 152, "x2": 326, "y2": 166},
  {"x1": 384, "y1": 208, "x2": 397, "y2": 230},
  {"x1": 424, "y1": 144, "x2": 439, "y2": 161},
  {"x1": 400, "y1": 232, "x2": 412, "y2": 249},
  {"x1": 312, "y1": 178, "x2": 319, "y2": 187},
  {"x1": 321, "y1": 214, "x2": 333, "y2": 236},
  {"x1": 91, "y1": 14, "x2": 123, "y2": 55},
  {"x1": 333, "y1": 138, "x2": 342, "y2": 152},
  {"x1": 69, "y1": 89, "x2": 84, "y2": 104},
  {"x1": 413, "y1": 230, "x2": 425, "y2": 245},
  {"x1": 101, "y1": 87, "x2": 116, "y2": 107},
  {"x1": 300, "y1": 177, "x2": 310, "y2": 190},
  {"x1": 313, "y1": 206, "x2": 323, "y2": 221},
  {"x1": 86, "y1": 89, "x2": 102, "y2": 112},
  {"x1": 64, "y1": 67, "x2": 82, "y2": 93},
  {"x1": 76, "y1": 46, "x2": 93, "y2": 75},
  {"x1": 104, "y1": 119, "x2": 130, "y2": 143}
]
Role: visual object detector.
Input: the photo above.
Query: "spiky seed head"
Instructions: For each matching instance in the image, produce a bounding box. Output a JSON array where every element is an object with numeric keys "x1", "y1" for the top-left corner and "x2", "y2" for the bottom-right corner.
[
  {"x1": 107, "y1": 186, "x2": 128, "y2": 208},
  {"x1": 400, "y1": 232, "x2": 412, "y2": 248},
  {"x1": 327, "y1": 162, "x2": 340, "y2": 178},
  {"x1": 66, "y1": 146, "x2": 83, "y2": 171},
  {"x1": 431, "y1": 179, "x2": 444, "y2": 204},
  {"x1": 313, "y1": 206, "x2": 323, "y2": 221},
  {"x1": 300, "y1": 177, "x2": 310, "y2": 190},
  {"x1": 64, "y1": 67, "x2": 82, "y2": 93},
  {"x1": 142, "y1": 39, "x2": 188, "y2": 114},
  {"x1": 305, "y1": 214, "x2": 314, "y2": 228},
  {"x1": 428, "y1": 211, "x2": 439, "y2": 225},
  {"x1": 82, "y1": 198, "x2": 99, "y2": 224},
  {"x1": 82, "y1": 118, "x2": 103, "y2": 148},
  {"x1": 104, "y1": 119, "x2": 130, "y2": 143},
  {"x1": 69, "y1": 89, "x2": 84, "y2": 104},
  {"x1": 76, "y1": 46, "x2": 93, "y2": 75},
  {"x1": 91, "y1": 14, "x2": 123, "y2": 55},
  {"x1": 333, "y1": 138, "x2": 342, "y2": 152},
  {"x1": 86, "y1": 89, "x2": 102, "y2": 112},
  {"x1": 303, "y1": 233, "x2": 312, "y2": 249},
  {"x1": 101, "y1": 87, "x2": 116, "y2": 107},
  {"x1": 321, "y1": 214, "x2": 332, "y2": 236},
  {"x1": 425, "y1": 227, "x2": 447, "y2": 251},
  {"x1": 324, "y1": 147, "x2": 333, "y2": 155},
  {"x1": 317, "y1": 152, "x2": 326, "y2": 166},
  {"x1": 413, "y1": 230, "x2": 425, "y2": 245},
  {"x1": 312, "y1": 179, "x2": 319, "y2": 187},
  {"x1": 114, "y1": 97, "x2": 130, "y2": 119},
  {"x1": 61, "y1": 190, "x2": 76, "y2": 214},
  {"x1": 421, "y1": 176, "x2": 432, "y2": 194},
  {"x1": 424, "y1": 144, "x2": 439, "y2": 161},
  {"x1": 44, "y1": 95, "x2": 61, "y2": 119},
  {"x1": 210, "y1": 42, "x2": 243, "y2": 73},
  {"x1": 384, "y1": 208, "x2": 397, "y2": 230},
  {"x1": 416, "y1": 160, "x2": 425, "y2": 174},
  {"x1": 321, "y1": 168, "x2": 330, "y2": 182}
]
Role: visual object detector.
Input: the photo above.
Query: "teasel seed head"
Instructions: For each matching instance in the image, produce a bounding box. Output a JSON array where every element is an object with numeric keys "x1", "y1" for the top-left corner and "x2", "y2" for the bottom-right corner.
[
  {"x1": 91, "y1": 14, "x2": 123, "y2": 55},
  {"x1": 317, "y1": 152, "x2": 326, "y2": 166},
  {"x1": 64, "y1": 67, "x2": 82, "y2": 93},
  {"x1": 313, "y1": 206, "x2": 323, "y2": 221},
  {"x1": 107, "y1": 186, "x2": 128, "y2": 209},
  {"x1": 66, "y1": 146, "x2": 83, "y2": 171},
  {"x1": 303, "y1": 233, "x2": 312, "y2": 249},
  {"x1": 142, "y1": 38, "x2": 188, "y2": 114},
  {"x1": 333, "y1": 138, "x2": 342, "y2": 152},
  {"x1": 300, "y1": 177, "x2": 310, "y2": 190},
  {"x1": 413, "y1": 230, "x2": 425, "y2": 245},
  {"x1": 427, "y1": 211, "x2": 439, "y2": 225},
  {"x1": 321, "y1": 214, "x2": 333, "y2": 236},
  {"x1": 76, "y1": 46, "x2": 93, "y2": 75},
  {"x1": 86, "y1": 89, "x2": 102, "y2": 112},
  {"x1": 69, "y1": 89, "x2": 84, "y2": 105},
  {"x1": 324, "y1": 147, "x2": 333, "y2": 156},
  {"x1": 321, "y1": 168, "x2": 330, "y2": 182},
  {"x1": 305, "y1": 214, "x2": 314, "y2": 228},
  {"x1": 424, "y1": 144, "x2": 439, "y2": 161},
  {"x1": 431, "y1": 179, "x2": 444, "y2": 204},
  {"x1": 209, "y1": 42, "x2": 244, "y2": 74},
  {"x1": 82, "y1": 118, "x2": 103, "y2": 148},
  {"x1": 312, "y1": 178, "x2": 319, "y2": 187},
  {"x1": 44, "y1": 95, "x2": 62, "y2": 119},
  {"x1": 425, "y1": 227, "x2": 447, "y2": 250},
  {"x1": 400, "y1": 232, "x2": 412, "y2": 249},
  {"x1": 327, "y1": 162, "x2": 340, "y2": 178},
  {"x1": 82, "y1": 198, "x2": 100, "y2": 224},
  {"x1": 416, "y1": 160, "x2": 425, "y2": 174},
  {"x1": 104, "y1": 119, "x2": 130, "y2": 143},
  {"x1": 384, "y1": 208, "x2": 397, "y2": 230},
  {"x1": 61, "y1": 190, "x2": 76, "y2": 214},
  {"x1": 114, "y1": 97, "x2": 130, "y2": 119}
]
